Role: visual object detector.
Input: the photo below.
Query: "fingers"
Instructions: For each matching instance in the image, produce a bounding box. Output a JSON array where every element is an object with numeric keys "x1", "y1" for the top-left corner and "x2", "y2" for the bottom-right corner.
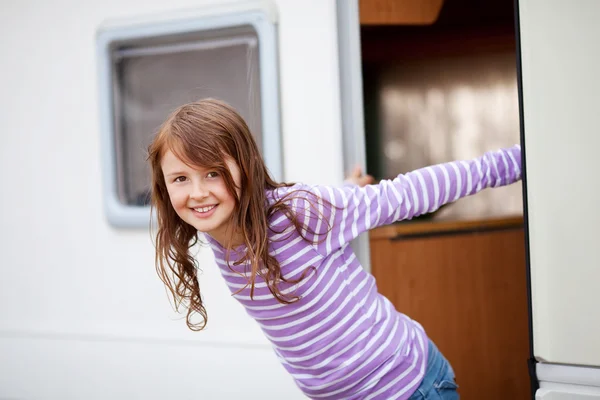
[
  {"x1": 345, "y1": 165, "x2": 374, "y2": 187},
  {"x1": 358, "y1": 174, "x2": 374, "y2": 186},
  {"x1": 350, "y1": 164, "x2": 362, "y2": 179}
]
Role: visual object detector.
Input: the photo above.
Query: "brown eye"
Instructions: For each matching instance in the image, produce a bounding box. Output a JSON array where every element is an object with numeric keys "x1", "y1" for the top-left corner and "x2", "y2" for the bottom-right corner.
[
  {"x1": 174, "y1": 176, "x2": 186, "y2": 183},
  {"x1": 207, "y1": 172, "x2": 219, "y2": 179}
]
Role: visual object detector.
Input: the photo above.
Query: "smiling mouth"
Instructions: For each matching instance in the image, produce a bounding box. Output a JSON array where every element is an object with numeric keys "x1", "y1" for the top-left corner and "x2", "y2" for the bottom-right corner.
[{"x1": 193, "y1": 205, "x2": 217, "y2": 213}]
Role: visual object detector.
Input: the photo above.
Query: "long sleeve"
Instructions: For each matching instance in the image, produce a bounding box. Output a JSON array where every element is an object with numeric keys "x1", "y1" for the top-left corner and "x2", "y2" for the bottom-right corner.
[{"x1": 297, "y1": 144, "x2": 522, "y2": 257}]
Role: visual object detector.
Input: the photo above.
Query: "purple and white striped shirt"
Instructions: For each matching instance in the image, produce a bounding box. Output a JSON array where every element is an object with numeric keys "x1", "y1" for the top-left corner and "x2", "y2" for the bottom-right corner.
[{"x1": 206, "y1": 145, "x2": 522, "y2": 399}]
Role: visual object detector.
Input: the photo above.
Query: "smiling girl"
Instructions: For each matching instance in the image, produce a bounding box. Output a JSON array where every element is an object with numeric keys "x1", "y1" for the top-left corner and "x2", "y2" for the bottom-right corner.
[{"x1": 148, "y1": 98, "x2": 522, "y2": 399}]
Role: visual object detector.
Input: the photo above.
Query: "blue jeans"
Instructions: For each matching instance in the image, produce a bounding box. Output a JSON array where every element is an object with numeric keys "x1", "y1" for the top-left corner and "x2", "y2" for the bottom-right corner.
[{"x1": 408, "y1": 340, "x2": 459, "y2": 399}]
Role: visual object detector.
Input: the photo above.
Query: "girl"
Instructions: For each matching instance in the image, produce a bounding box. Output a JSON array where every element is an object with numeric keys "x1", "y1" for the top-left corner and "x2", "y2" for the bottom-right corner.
[{"x1": 148, "y1": 98, "x2": 522, "y2": 400}]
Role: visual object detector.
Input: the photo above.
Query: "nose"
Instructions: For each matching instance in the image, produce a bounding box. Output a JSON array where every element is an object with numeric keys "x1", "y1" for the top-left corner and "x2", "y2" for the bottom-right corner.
[{"x1": 189, "y1": 180, "x2": 209, "y2": 200}]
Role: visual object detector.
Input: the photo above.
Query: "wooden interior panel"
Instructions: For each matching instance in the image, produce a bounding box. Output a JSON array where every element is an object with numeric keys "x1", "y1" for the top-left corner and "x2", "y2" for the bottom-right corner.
[
  {"x1": 359, "y1": 0, "x2": 444, "y2": 25},
  {"x1": 359, "y1": 0, "x2": 514, "y2": 27},
  {"x1": 370, "y1": 225, "x2": 530, "y2": 399}
]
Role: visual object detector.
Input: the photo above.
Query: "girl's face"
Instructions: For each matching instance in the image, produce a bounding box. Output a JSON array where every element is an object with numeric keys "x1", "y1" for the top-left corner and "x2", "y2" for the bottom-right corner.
[{"x1": 161, "y1": 150, "x2": 241, "y2": 246}]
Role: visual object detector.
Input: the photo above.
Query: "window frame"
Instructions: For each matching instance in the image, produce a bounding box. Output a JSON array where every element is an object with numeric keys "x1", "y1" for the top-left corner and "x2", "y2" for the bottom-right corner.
[{"x1": 96, "y1": 4, "x2": 282, "y2": 228}]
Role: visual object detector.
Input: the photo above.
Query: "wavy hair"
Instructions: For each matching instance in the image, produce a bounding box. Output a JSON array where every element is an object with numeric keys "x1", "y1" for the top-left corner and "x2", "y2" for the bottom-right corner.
[{"x1": 148, "y1": 98, "x2": 328, "y2": 331}]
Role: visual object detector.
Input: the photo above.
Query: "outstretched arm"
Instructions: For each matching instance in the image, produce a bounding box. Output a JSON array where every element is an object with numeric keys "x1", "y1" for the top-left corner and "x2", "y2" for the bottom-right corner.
[{"x1": 303, "y1": 144, "x2": 522, "y2": 256}]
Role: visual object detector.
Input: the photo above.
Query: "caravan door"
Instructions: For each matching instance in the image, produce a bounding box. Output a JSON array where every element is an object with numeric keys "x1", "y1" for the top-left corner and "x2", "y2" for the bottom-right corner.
[{"x1": 517, "y1": 0, "x2": 600, "y2": 398}]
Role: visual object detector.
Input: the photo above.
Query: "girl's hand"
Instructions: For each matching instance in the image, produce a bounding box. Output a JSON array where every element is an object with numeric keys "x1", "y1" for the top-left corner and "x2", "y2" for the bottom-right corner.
[{"x1": 344, "y1": 165, "x2": 374, "y2": 187}]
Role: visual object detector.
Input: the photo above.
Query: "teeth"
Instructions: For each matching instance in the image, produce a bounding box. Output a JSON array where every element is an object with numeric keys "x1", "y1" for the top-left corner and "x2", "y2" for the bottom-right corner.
[{"x1": 195, "y1": 205, "x2": 215, "y2": 213}]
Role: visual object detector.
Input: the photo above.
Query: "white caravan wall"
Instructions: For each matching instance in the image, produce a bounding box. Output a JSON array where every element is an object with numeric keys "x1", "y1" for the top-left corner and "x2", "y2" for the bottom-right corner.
[
  {"x1": 0, "y1": 0, "x2": 345, "y2": 398},
  {"x1": 519, "y1": 0, "x2": 600, "y2": 366}
]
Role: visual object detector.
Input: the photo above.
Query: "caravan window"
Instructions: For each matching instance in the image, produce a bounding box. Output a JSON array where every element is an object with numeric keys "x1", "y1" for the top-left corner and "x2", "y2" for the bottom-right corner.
[
  {"x1": 97, "y1": 10, "x2": 281, "y2": 227},
  {"x1": 113, "y1": 27, "x2": 262, "y2": 207}
]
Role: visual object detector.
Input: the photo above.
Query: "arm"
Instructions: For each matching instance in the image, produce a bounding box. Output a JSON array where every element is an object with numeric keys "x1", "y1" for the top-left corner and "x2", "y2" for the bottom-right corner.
[{"x1": 303, "y1": 144, "x2": 522, "y2": 256}]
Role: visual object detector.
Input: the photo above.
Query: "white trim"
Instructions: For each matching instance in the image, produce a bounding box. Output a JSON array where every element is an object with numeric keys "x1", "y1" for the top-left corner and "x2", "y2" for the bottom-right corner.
[
  {"x1": 537, "y1": 385, "x2": 600, "y2": 398},
  {"x1": 335, "y1": 0, "x2": 371, "y2": 271},
  {"x1": 335, "y1": 0, "x2": 367, "y2": 173},
  {"x1": 537, "y1": 363, "x2": 600, "y2": 388}
]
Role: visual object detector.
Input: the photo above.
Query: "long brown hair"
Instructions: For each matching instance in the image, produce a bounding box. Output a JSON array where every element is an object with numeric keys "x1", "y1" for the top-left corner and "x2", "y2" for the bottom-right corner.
[{"x1": 148, "y1": 98, "x2": 326, "y2": 331}]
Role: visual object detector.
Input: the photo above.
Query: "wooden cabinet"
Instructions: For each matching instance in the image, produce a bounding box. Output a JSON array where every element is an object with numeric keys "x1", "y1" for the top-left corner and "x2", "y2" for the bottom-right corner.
[
  {"x1": 359, "y1": 0, "x2": 444, "y2": 25},
  {"x1": 369, "y1": 217, "x2": 530, "y2": 399}
]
